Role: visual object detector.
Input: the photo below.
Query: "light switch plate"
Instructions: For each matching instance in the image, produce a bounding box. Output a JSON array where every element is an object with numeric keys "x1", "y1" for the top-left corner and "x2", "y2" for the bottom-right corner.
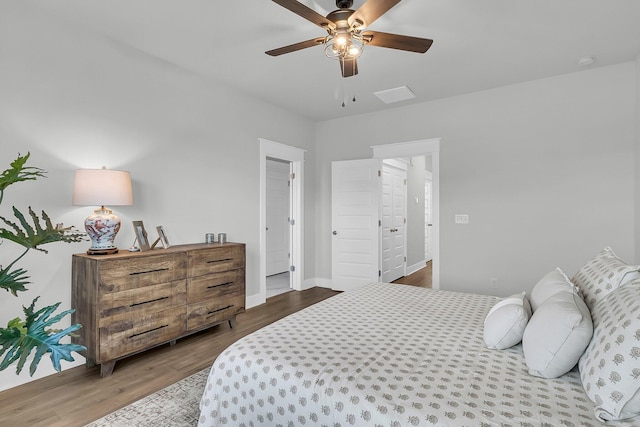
[{"x1": 455, "y1": 214, "x2": 469, "y2": 224}]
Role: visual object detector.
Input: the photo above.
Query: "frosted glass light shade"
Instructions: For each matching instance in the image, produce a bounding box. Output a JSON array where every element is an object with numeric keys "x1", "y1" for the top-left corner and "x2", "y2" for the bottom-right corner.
[{"x1": 72, "y1": 168, "x2": 133, "y2": 254}]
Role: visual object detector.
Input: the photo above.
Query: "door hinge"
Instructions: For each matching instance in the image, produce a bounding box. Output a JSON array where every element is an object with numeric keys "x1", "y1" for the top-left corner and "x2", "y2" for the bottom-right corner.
[
  {"x1": 291, "y1": 172, "x2": 296, "y2": 180},
  {"x1": 404, "y1": 218, "x2": 407, "y2": 224},
  {"x1": 290, "y1": 218, "x2": 295, "y2": 226},
  {"x1": 404, "y1": 256, "x2": 407, "y2": 262},
  {"x1": 404, "y1": 179, "x2": 407, "y2": 185},
  {"x1": 288, "y1": 180, "x2": 291, "y2": 187},
  {"x1": 378, "y1": 220, "x2": 381, "y2": 227},
  {"x1": 378, "y1": 170, "x2": 381, "y2": 177},
  {"x1": 378, "y1": 270, "x2": 381, "y2": 277},
  {"x1": 290, "y1": 265, "x2": 296, "y2": 272}
]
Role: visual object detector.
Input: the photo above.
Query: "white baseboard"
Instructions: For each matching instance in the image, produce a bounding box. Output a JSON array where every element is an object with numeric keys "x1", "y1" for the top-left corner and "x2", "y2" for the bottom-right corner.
[
  {"x1": 246, "y1": 292, "x2": 265, "y2": 310},
  {"x1": 303, "y1": 277, "x2": 333, "y2": 289},
  {"x1": 406, "y1": 260, "x2": 427, "y2": 276}
]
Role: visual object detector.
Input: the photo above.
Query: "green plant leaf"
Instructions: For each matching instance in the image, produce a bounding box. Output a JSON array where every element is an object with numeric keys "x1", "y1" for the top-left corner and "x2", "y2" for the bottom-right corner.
[
  {"x1": 0, "y1": 265, "x2": 30, "y2": 296},
  {"x1": 0, "y1": 153, "x2": 45, "y2": 205},
  {"x1": 0, "y1": 207, "x2": 86, "y2": 253},
  {"x1": 0, "y1": 297, "x2": 86, "y2": 375}
]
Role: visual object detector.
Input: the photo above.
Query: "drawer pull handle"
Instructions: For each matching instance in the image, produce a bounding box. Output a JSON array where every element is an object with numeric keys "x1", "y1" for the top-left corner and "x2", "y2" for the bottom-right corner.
[
  {"x1": 130, "y1": 268, "x2": 170, "y2": 276},
  {"x1": 206, "y1": 258, "x2": 233, "y2": 264},
  {"x1": 207, "y1": 305, "x2": 233, "y2": 315},
  {"x1": 130, "y1": 296, "x2": 169, "y2": 307},
  {"x1": 129, "y1": 324, "x2": 168, "y2": 338},
  {"x1": 207, "y1": 281, "x2": 234, "y2": 289}
]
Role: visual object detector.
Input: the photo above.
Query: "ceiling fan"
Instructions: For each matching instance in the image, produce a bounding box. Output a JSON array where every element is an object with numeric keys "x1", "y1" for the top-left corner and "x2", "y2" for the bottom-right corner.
[{"x1": 266, "y1": 0, "x2": 433, "y2": 78}]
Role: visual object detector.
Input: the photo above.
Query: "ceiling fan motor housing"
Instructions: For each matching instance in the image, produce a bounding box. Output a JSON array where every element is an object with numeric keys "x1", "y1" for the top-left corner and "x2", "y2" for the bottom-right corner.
[{"x1": 336, "y1": 0, "x2": 354, "y2": 9}]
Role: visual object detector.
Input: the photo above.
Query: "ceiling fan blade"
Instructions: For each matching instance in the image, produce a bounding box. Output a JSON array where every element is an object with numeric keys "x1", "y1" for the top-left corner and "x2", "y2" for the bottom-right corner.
[
  {"x1": 363, "y1": 30, "x2": 433, "y2": 53},
  {"x1": 349, "y1": 0, "x2": 401, "y2": 28},
  {"x1": 272, "y1": 0, "x2": 336, "y2": 30},
  {"x1": 266, "y1": 37, "x2": 326, "y2": 56},
  {"x1": 340, "y1": 58, "x2": 358, "y2": 78}
]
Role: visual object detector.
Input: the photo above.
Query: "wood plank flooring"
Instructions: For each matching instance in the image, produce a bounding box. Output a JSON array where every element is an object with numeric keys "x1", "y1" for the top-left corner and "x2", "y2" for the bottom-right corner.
[
  {"x1": 392, "y1": 261, "x2": 432, "y2": 288},
  {"x1": 0, "y1": 287, "x2": 339, "y2": 427}
]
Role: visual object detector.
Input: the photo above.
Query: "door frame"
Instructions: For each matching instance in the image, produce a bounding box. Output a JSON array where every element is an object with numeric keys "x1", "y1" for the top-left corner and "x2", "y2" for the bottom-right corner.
[
  {"x1": 372, "y1": 138, "x2": 440, "y2": 289},
  {"x1": 256, "y1": 138, "x2": 305, "y2": 309}
]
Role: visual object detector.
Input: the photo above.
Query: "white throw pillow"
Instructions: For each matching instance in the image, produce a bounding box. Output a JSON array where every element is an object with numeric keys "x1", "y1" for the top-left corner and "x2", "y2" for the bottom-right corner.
[
  {"x1": 529, "y1": 268, "x2": 576, "y2": 312},
  {"x1": 483, "y1": 292, "x2": 532, "y2": 350},
  {"x1": 571, "y1": 247, "x2": 640, "y2": 311},
  {"x1": 522, "y1": 289, "x2": 593, "y2": 378},
  {"x1": 579, "y1": 281, "x2": 640, "y2": 421}
]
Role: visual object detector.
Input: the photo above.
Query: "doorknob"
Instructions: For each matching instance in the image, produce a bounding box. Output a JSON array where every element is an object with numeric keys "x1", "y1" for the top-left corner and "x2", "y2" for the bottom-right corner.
[{"x1": 332, "y1": 230, "x2": 337, "y2": 235}]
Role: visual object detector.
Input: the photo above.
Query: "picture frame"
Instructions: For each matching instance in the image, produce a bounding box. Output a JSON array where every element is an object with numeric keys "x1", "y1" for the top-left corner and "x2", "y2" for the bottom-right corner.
[
  {"x1": 132, "y1": 220, "x2": 150, "y2": 251},
  {"x1": 156, "y1": 225, "x2": 170, "y2": 249}
]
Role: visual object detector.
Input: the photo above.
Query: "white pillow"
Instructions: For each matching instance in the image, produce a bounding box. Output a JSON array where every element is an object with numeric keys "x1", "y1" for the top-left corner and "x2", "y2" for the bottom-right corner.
[
  {"x1": 483, "y1": 292, "x2": 532, "y2": 350},
  {"x1": 571, "y1": 247, "x2": 640, "y2": 311},
  {"x1": 529, "y1": 268, "x2": 576, "y2": 312},
  {"x1": 579, "y1": 281, "x2": 640, "y2": 421},
  {"x1": 522, "y1": 289, "x2": 593, "y2": 378}
]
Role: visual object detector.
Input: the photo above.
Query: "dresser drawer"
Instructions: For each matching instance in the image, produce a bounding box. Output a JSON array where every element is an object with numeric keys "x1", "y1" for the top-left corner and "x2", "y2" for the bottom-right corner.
[
  {"x1": 188, "y1": 245, "x2": 244, "y2": 277},
  {"x1": 187, "y1": 270, "x2": 244, "y2": 304},
  {"x1": 186, "y1": 295, "x2": 244, "y2": 331},
  {"x1": 98, "y1": 253, "x2": 187, "y2": 292},
  {"x1": 99, "y1": 280, "x2": 187, "y2": 319},
  {"x1": 99, "y1": 307, "x2": 186, "y2": 361},
  {"x1": 73, "y1": 243, "x2": 245, "y2": 376}
]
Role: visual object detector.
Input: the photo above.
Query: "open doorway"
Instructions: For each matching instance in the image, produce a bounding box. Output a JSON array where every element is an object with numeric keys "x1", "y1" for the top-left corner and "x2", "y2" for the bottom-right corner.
[
  {"x1": 266, "y1": 158, "x2": 292, "y2": 298},
  {"x1": 256, "y1": 138, "x2": 305, "y2": 309},
  {"x1": 381, "y1": 155, "x2": 433, "y2": 288},
  {"x1": 373, "y1": 139, "x2": 439, "y2": 289},
  {"x1": 330, "y1": 138, "x2": 439, "y2": 291}
]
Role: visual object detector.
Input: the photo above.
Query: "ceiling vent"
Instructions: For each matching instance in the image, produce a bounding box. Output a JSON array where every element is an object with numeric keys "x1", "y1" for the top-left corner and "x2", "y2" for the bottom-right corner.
[{"x1": 373, "y1": 85, "x2": 416, "y2": 104}]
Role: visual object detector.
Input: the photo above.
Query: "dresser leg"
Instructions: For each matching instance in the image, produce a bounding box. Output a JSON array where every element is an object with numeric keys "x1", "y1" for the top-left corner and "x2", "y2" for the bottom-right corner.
[
  {"x1": 228, "y1": 317, "x2": 236, "y2": 329},
  {"x1": 100, "y1": 361, "x2": 116, "y2": 377}
]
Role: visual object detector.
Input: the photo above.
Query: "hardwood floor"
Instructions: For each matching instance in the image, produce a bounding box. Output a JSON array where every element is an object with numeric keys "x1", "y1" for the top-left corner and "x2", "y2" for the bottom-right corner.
[
  {"x1": 392, "y1": 260, "x2": 432, "y2": 288},
  {"x1": 0, "y1": 287, "x2": 339, "y2": 427}
]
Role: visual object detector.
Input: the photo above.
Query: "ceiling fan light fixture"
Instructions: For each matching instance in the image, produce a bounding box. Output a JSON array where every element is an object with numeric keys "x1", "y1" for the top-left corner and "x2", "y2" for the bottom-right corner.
[{"x1": 324, "y1": 32, "x2": 364, "y2": 60}]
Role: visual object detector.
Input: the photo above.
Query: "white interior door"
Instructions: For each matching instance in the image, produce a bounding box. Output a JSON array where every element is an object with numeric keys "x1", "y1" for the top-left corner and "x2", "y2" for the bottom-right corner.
[
  {"x1": 425, "y1": 175, "x2": 433, "y2": 262},
  {"x1": 331, "y1": 159, "x2": 381, "y2": 292},
  {"x1": 266, "y1": 159, "x2": 290, "y2": 276},
  {"x1": 381, "y1": 161, "x2": 407, "y2": 282}
]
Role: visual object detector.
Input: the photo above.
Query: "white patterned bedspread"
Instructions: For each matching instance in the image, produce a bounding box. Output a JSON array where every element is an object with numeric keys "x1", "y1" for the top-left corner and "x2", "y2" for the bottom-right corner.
[{"x1": 198, "y1": 282, "x2": 639, "y2": 426}]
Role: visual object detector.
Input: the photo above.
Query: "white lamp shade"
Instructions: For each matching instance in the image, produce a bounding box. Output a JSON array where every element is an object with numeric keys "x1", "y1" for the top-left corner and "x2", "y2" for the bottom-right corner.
[{"x1": 72, "y1": 169, "x2": 133, "y2": 206}]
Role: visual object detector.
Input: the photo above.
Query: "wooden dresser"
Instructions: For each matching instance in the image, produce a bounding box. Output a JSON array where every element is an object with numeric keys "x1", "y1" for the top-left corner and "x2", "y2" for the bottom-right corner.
[{"x1": 71, "y1": 242, "x2": 245, "y2": 377}]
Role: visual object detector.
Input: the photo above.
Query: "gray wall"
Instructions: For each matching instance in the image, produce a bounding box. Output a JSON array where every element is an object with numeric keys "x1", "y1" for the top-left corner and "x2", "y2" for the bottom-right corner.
[
  {"x1": 315, "y1": 62, "x2": 637, "y2": 296},
  {"x1": 0, "y1": 1, "x2": 315, "y2": 388},
  {"x1": 636, "y1": 55, "x2": 640, "y2": 264}
]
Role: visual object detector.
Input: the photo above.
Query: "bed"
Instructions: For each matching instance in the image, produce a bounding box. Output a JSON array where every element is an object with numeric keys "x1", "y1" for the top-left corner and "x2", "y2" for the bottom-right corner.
[{"x1": 198, "y1": 249, "x2": 640, "y2": 426}]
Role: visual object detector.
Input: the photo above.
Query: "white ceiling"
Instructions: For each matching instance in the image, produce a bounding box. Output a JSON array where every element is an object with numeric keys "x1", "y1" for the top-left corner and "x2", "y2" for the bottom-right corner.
[{"x1": 24, "y1": 0, "x2": 640, "y2": 122}]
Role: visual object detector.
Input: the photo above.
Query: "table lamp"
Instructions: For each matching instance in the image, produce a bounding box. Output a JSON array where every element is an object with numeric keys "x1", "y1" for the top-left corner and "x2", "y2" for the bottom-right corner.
[{"x1": 72, "y1": 167, "x2": 133, "y2": 255}]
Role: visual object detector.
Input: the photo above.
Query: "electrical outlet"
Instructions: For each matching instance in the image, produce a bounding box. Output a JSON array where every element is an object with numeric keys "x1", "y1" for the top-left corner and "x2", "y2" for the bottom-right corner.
[
  {"x1": 490, "y1": 278, "x2": 498, "y2": 289},
  {"x1": 455, "y1": 214, "x2": 469, "y2": 224}
]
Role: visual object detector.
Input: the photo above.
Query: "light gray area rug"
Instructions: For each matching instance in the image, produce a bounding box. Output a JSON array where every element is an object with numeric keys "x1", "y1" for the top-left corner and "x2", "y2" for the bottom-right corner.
[{"x1": 85, "y1": 368, "x2": 209, "y2": 427}]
